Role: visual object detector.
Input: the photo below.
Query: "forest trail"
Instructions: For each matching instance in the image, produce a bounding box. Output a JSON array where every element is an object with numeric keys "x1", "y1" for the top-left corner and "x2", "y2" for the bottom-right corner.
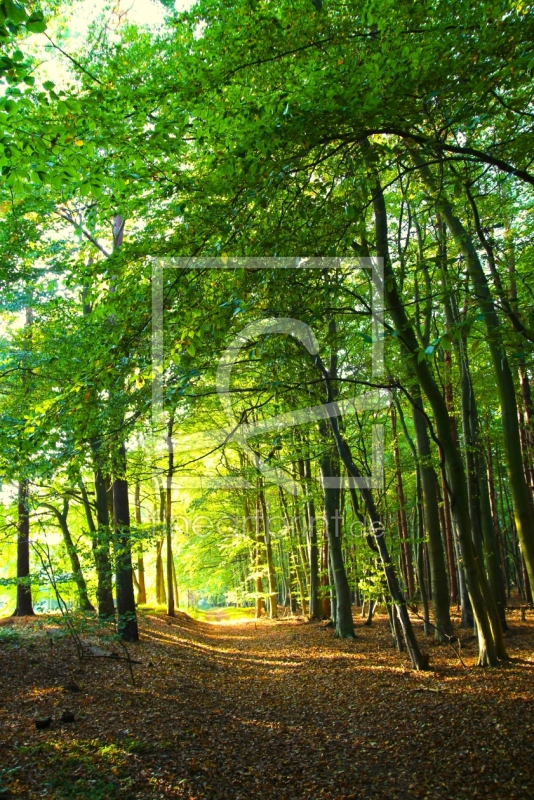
[
  {"x1": 1, "y1": 609, "x2": 534, "y2": 799},
  {"x1": 196, "y1": 608, "x2": 256, "y2": 625}
]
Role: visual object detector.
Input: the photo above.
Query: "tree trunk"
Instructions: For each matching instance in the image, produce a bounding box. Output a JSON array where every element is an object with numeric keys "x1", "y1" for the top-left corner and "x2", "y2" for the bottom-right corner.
[
  {"x1": 477, "y1": 448, "x2": 508, "y2": 629},
  {"x1": 391, "y1": 407, "x2": 415, "y2": 597},
  {"x1": 166, "y1": 415, "x2": 175, "y2": 617},
  {"x1": 134, "y1": 482, "x2": 147, "y2": 605},
  {"x1": 439, "y1": 468, "x2": 458, "y2": 605},
  {"x1": 45, "y1": 500, "x2": 94, "y2": 612},
  {"x1": 319, "y1": 449, "x2": 355, "y2": 639},
  {"x1": 292, "y1": 493, "x2": 310, "y2": 582},
  {"x1": 156, "y1": 482, "x2": 166, "y2": 605},
  {"x1": 254, "y1": 495, "x2": 265, "y2": 618},
  {"x1": 259, "y1": 482, "x2": 277, "y2": 618},
  {"x1": 320, "y1": 533, "x2": 331, "y2": 619},
  {"x1": 112, "y1": 443, "x2": 139, "y2": 642},
  {"x1": 487, "y1": 443, "x2": 508, "y2": 605},
  {"x1": 303, "y1": 457, "x2": 319, "y2": 618},
  {"x1": 386, "y1": 594, "x2": 405, "y2": 651},
  {"x1": 14, "y1": 308, "x2": 35, "y2": 618},
  {"x1": 79, "y1": 477, "x2": 113, "y2": 617},
  {"x1": 91, "y1": 465, "x2": 115, "y2": 618},
  {"x1": 172, "y1": 558, "x2": 179, "y2": 609},
  {"x1": 291, "y1": 506, "x2": 308, "y2": 614},
  {"x1": 413, "y1": 508, "x2": 431, "y2": 636},
  {"x1": 328, "y1": 544, "x2": 337, "y2": 627},
  {"x1": 13, "y1": 480, "x2": 34, "y2": 617},
  {"x1": 279, "y1": 488, "x2": 306, "y2": 614},
  {"x1": 277, "y1": 539, "x2": 290, "y2": 608}
]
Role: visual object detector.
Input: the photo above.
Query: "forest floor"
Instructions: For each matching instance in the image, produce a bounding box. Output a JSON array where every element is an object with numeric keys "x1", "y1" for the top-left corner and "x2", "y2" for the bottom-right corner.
[{"x1": 1, "y1": 606, "x2": 534, "y2": 799}]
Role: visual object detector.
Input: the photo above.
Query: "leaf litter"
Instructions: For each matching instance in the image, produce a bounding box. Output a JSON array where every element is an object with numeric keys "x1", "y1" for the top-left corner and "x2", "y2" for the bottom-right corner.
[{"x1": 0, "y1": 607, "x2": 533, "y2": 798}]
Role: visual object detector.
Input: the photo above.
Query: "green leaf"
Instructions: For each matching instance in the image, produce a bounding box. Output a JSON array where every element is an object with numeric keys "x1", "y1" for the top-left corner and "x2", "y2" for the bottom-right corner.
[
  {"x1": 5, "y1": 0, "x2": 27, "y2": 24},
  {"x1": 26, "y1": 17, "x2": 46, "y2": 33},
  {"x1": 26, "y1": 10, "x2": 46, "y2": 33}
]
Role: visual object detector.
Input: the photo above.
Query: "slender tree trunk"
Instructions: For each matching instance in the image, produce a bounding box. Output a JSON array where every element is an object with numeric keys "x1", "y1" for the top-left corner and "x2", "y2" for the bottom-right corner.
[
  {"x1": 459, "y1": 349, "x2": 485, "y2": 562},
  {"x1": 303, "y1": 457, "x2": 319, "y2": 618},
  {"x1": 166, "y1": 415, "x2": 175, "y2": 617},
  {"x1": 172, "y1": 559, "x2": 179, "y2": 609},
  {"x1": 414, "y1": 510, "x2": 431, "y2": 636},
  {"x1": 14, "y1": 308, "x2": 35, "y2": 618},
  {"x1": 92, "y1": 466, "x2": 115, "y2": 618},
  {"x1": 319, "y1": 448, "x2": 355, "y2": 638},
  {"x1": 441, "y1": 345, "x2": 460, "y2": 606},
  {"x1": 391, "y1": 407, "x2": 415, "y2": 597},
  {"x1": 397, "y1": 508, "x2": 410, "y2": 593},
  {"x1": 439, "y1": 468, "x2": 458, "y2": 604},
  {"x1": 254, "y1": 495, "x2": 265, "y2": 618},
  {"x1": 291, "y1": 502, "x2": 308, "y2": 614},
  {"x1": 478, "y1": 449, "x2": 508, "y2": 629},
  {"x1": 328, "y1": 544, "x2": 337, "y2": 626},
  {"x1": 277, "y1": 540, "x2": 290, "y2": 608},
  {"x1": 112, "y1": 443, "x2": 139, "y2": 642},
  {"x1": 522, "y1": 552, "x2": 533, "y2": 606},
  {"x1": 13, "y1": 480, "x2": 34, "y2": 617},
  {"x1": 155, "y1": 540, "x2": 166, "y2": 604},
  {"x1": 156, "y1": 482, "x2": 166, "y2": 605},
  {"x1": 258, "y1": 481, "x2": 277, "y2": 618},
  {"x1": 279, "y1": 488, "x2": 306, "y2": 614},
  {"x1": 385, "y1": 594, "x2": 405, "y2": 651},
  {"x1": 45, "y1": 500, "x2": 94, "y2": 612},
  {"x1": 320, "y1": 532, "x2": 331, "y2": 619},
  {"x1": 456, "y1": 527, "x2": 474, "y2": 629},
  {"x1": 518, "y1": 361, "x2": 534, "y2": 474},
  {"x1": 487, "y1": 444, "x2": 508, "y2": 603},
  {"x1": 134, "y1": 482, "x2": 147, "y2": 605},
  {"x1": 293, "y1": 494, "x2": 310, "y2": 579}
]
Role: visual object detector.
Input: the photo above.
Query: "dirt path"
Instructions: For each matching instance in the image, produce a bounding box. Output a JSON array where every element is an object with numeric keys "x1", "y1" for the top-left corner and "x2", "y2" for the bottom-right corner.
[{"x1": 1, "y1": 609, "x2": 534, "y2": 798}]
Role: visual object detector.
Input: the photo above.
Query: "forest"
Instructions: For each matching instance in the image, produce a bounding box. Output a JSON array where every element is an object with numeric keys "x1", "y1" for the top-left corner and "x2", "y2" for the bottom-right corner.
[{"x1": 0, "y1": 0, "x2": 534, "y2": 797}]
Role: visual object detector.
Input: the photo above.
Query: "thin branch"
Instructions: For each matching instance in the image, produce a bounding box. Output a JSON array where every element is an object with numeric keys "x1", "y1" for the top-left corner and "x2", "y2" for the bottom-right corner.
[
  {"x1": 44, "y1": 34, "x2": 104, "y2": 85},
  {"x1": 55, "y1": 212, "x2": 111, "y2": 258}
]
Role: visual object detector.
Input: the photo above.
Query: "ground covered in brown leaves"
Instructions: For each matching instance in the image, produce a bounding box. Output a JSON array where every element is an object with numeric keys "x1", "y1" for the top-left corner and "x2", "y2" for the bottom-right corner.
[{"x1": 1, "y1": 607, "x2": 534, "y2": 799}]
